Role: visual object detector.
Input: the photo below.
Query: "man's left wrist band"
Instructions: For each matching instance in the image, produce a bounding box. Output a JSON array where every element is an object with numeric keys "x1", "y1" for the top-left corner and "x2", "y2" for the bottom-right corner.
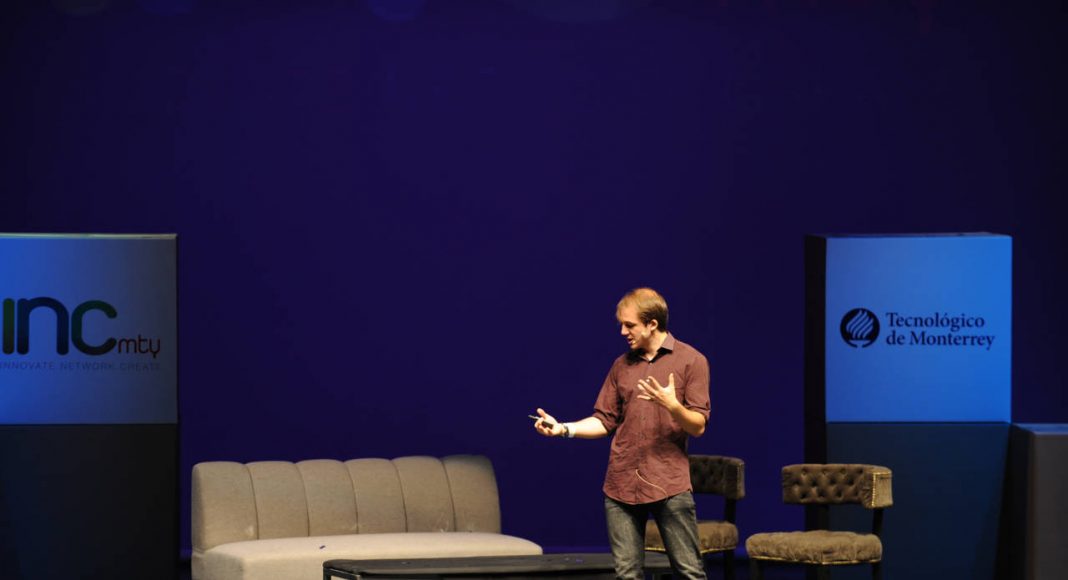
[{"x1": 562, "y1": 423, "x2": 576, "y2": 438}]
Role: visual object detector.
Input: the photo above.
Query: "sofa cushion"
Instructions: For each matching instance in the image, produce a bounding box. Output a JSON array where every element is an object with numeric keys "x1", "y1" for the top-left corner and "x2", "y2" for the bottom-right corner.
[
  {"x1": 192, "y1": 461, "x2": 258, "y2": 552},
  {"x1": 346, "y1": 458, "x2": 407, "y2": 534},
  {"x1": 444, "y1": 455, "x2": 501, "y2": 533},
  {"x1": 298, "y1": 460, "x2": 359, "y2": 536},
  {"x1": 247, "y1": 462, "x2": 309, "y2": 540},
  {"x1": 193, "y1": 532, "x2": 543, "y2": 580},
  {"x1": 394, "y1": 456, "x2": 456, "y2": 532}
]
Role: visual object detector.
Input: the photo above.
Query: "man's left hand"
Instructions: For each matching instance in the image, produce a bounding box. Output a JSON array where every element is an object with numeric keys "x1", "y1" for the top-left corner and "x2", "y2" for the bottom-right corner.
[{"x1": 636, "y1": 373, "x2": 681, "y2": 412}]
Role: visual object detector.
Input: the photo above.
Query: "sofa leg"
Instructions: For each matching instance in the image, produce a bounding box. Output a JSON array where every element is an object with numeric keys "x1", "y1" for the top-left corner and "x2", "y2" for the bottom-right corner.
[{"x1": 749, "y1": 558, "x2": 763, "y2": 580}]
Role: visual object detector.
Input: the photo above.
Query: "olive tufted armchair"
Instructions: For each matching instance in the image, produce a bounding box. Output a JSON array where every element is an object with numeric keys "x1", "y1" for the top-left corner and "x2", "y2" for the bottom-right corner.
[
  {"x1": 746, "y1": 464, "x2": 892, "y2": 580},
  {"x1": 644, "y1": 455, "x2": 745, "y2": 580}
]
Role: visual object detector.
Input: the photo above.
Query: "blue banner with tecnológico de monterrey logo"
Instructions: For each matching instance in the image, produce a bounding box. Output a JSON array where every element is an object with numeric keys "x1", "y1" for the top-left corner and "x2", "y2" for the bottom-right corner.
[{"x1": 824, "y1": 233, "x2": 1011, "y2": 422}]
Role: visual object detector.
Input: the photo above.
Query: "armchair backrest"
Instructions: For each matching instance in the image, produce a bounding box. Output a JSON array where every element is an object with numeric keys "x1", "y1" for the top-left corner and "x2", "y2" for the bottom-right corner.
[
  {"x1": 690, "y1": 454, "x2": 745, "y2": 500},
  {"x1": 781, "y1": 464, "x2": 892, "y2": 509}
]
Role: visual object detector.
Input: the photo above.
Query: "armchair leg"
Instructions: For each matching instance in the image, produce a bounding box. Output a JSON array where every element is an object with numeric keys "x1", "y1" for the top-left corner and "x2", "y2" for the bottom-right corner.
[
  {"x1": 749, "y1": 558, "x2": 763, "y2": 580},
  {"x1": 723, "y1": 551, "x2": 735, "y2": 580},
  {"x1": 816, "y1": 565, "x2": 831, "y2": 580},
  {"x1": 872, "y1": 561, "x2": 883, "y2": 580}
]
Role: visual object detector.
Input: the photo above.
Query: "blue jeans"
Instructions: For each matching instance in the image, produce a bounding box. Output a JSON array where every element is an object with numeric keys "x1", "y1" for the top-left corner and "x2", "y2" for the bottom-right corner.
[{"x1": 604, "y1": 492, "x2": 706, "y2": 580}]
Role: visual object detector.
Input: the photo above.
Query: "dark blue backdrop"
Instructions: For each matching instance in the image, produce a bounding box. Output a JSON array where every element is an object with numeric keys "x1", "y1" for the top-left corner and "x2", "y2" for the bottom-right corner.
[{"x1": 1, "y1": 0, "x2": 1065, "y2": 557}]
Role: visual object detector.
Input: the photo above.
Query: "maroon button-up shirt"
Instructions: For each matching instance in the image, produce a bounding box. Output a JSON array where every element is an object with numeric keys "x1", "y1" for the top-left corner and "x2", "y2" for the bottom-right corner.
[{"x1": 592, "y1": 334, "x2": 711, "y2": 505}]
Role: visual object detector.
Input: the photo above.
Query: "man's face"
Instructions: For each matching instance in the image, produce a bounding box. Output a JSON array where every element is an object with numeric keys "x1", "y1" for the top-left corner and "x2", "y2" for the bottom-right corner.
[{"x1": 618, "y1": 304, "x2": 657, "y2": 352}]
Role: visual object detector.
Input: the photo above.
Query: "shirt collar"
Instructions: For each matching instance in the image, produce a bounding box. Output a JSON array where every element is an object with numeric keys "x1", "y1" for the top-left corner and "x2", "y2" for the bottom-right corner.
[
  {"x1": 659, "y1": 333, "x2": 676, "y2": 352},
  {"x1": 626, "y1": 333, "x2": 675, "y2": 363}
]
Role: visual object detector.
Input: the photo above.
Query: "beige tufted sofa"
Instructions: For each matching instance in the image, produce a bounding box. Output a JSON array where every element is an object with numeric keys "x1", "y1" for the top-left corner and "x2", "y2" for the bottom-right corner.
[{"x1": 191, "y1": 455, "x2": 542, "y2": 580}]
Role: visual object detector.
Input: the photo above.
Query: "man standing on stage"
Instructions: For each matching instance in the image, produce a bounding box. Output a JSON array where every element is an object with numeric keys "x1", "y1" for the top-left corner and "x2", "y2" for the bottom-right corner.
[{"x1": 534, "y1": 287, "x2": 710, "y2": 580}]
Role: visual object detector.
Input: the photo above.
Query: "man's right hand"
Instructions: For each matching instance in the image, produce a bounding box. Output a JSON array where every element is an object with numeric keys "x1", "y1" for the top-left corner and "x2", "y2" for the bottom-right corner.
[{"x1": 534, "y1": 408, "x2": 564, "y2": 437}]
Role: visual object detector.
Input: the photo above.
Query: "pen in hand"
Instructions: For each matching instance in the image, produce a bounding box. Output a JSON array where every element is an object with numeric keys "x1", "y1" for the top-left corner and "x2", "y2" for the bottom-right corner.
[{"x1": 528, "y1": 414, "x2": 556, "y2": 428}]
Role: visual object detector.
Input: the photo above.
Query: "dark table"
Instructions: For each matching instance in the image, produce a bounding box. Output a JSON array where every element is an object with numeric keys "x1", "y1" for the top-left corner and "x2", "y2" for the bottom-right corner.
[{"x1": 323, "y1": 552, "x2": 674, "y2": 579}]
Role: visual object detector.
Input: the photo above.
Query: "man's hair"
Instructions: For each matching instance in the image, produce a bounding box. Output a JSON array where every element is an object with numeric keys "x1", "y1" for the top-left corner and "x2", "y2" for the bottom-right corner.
[{"x1": 617, "y1": 287, "x2": 669, "y2": 332}]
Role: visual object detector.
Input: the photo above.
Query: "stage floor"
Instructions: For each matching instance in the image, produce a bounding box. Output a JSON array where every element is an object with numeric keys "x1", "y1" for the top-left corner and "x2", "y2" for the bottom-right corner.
[{"x1": 176, "y1": 558, "x2": 810, "y2": 580}]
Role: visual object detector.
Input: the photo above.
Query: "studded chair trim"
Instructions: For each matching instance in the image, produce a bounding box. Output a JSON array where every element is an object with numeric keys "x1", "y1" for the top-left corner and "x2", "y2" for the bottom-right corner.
[
  {"x1": 781, "y1": 464, "x2": 892, "y2": 509},
  {"x1": 748, "y1": 555, "x2": 882, "y2": 566}
]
